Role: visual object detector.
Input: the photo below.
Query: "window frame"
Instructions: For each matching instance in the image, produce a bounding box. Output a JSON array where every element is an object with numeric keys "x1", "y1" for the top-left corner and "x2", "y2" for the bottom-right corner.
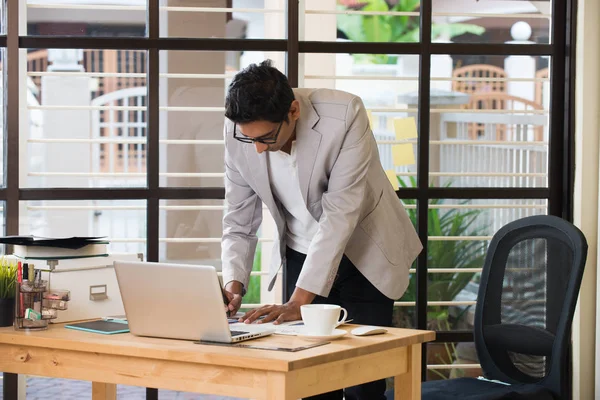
[{"x1": 0, "y1": 0, "x2": 576, "y2": 384}]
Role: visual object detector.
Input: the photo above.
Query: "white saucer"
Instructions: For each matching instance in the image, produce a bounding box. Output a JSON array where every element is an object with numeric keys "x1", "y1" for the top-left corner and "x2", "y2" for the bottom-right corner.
[{"x1": 296, "y1": 328, "x2": 347, "y2": 341}]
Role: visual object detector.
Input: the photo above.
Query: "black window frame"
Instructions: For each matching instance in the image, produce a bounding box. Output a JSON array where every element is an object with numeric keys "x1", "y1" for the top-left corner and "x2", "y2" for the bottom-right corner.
[{"x1": 0, "y1": 0, "x2": 576, "y2": 389}]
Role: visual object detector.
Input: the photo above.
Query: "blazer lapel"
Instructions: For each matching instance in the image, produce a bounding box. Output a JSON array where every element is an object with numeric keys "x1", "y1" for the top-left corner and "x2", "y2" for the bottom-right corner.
[{"x1": 295, "y1": 93, "x2": 321, "y2": 206}]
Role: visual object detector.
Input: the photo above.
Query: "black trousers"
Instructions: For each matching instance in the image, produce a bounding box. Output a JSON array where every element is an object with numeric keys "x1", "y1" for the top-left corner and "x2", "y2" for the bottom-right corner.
[{"x1": 284, "y1": 247, "x2": 394, "y2": 400}]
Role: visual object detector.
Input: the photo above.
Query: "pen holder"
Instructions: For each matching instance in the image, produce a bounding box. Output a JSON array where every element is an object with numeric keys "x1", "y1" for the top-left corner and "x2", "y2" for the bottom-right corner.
[
  {"x1": 42, "y1": 289, "x2": 71, "y2": 312},
  {"x1": 14, "y1": 279, "x2": 50, "y2": 331}
]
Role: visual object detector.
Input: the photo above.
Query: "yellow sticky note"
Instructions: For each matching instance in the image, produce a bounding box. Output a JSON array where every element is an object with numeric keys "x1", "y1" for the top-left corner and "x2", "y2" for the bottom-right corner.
[
  {"x1": 385, "y1": 170, "x2": 399, "y2": 190},
  {"x1": 392, "y1": 143, "x2": 416, "y2": 166},
  {"x1": 394, "y1": 117, "x2": 418, "y2": 140},
  {"x1": 367, "y1": 110, "x2": 374, "y2": 129}
]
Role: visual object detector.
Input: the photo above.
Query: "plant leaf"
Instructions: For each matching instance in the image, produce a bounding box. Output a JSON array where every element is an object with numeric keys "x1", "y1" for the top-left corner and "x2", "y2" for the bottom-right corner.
[
  {"x1": 362, "y1": 0, "x2": 392, "y2": 43},
  {"x1": 395, "y1": 27, "x2": 420, "y2": 43},
  {"x1": 336, "y1": 5, "x2": 367, "y2": 42}
]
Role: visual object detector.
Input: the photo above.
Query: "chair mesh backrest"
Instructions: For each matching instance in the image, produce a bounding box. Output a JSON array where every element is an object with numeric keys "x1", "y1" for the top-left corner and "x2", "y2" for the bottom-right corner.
[
  {"x1": 474, "y1": 215, "x2": 587, "y2": 397},
  {"x1": 501, "y1": 238, "x2": 570, "y2": 377}
]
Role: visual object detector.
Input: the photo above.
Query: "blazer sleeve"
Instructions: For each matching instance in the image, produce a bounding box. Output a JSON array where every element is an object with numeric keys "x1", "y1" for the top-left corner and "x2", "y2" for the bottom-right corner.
[
  {"x1": 295, "y1": 96, "x2": 373, "y2": 297},
  {"x1": 221, "y1": 125, "x2": 263, "y2": 291}
]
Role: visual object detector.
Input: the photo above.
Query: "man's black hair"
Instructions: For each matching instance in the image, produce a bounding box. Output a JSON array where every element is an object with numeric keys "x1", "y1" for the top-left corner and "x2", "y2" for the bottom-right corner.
[{"x1": 224, "y1": 60, "x2": 295, "y2": 124}]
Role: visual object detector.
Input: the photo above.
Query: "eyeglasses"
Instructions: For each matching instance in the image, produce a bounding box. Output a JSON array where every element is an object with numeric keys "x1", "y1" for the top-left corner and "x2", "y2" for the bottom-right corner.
[{"x1": 233, "y1": 121, "x2": 283, "y2": 144}]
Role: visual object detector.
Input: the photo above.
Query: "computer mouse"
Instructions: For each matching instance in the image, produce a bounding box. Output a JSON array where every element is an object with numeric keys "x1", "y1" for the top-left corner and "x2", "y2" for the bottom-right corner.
[{"x1": 351, "y1": 326, "x2": 388, "y2": 336}]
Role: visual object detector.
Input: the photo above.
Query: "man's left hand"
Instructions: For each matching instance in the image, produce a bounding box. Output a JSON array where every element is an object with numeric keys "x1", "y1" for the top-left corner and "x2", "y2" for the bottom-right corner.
[{"x1": 239, "y1": 301, "x2": 302, "y2": 325}]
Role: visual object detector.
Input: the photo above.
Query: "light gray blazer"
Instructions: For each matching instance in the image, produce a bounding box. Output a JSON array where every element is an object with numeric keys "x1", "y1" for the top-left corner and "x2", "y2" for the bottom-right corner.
[{"x1": 221, "y1": 88, "x2": 423, "y2": 299}]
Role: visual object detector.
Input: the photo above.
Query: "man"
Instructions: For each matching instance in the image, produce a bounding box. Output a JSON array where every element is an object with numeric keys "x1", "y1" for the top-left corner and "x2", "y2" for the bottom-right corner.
[{"x1": 221, "y1": 60, "x2": 422, "y2": 400}]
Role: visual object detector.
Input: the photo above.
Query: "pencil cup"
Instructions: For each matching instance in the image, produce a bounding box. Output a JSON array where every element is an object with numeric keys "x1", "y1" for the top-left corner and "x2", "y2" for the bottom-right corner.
[{"x1": 14, "y1": 280, "x2": 49, "y2": 331}]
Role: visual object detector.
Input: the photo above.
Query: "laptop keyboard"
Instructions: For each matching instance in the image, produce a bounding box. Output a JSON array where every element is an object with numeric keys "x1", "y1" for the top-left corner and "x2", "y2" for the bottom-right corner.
[{"x1": 230, "y1": 330, "x2": 249, "y2": 337}]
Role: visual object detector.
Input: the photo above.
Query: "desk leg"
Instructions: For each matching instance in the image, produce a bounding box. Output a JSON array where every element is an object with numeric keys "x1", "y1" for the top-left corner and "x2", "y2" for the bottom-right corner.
[
  {"x1": 146, "y1": 387, "x2": 158, "y2": 400},
  {"x1": 92, "y1": 382, "x2": 117, "y2": 400},
  {"x1": 394, "y1": 344, "x2": 421, "y2": 400},
  {"x1": 266, "y1": 372, "x2": 293, "y2": 400},
  {"x1": 2, "y1": 373, "x2": 18, "y2": 400}
]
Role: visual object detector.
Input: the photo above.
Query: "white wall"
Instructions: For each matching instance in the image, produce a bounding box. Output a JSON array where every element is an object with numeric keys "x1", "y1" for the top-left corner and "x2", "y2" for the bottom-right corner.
[{"x1": 573, "y1": 0, "x2": 600, "y2": 398}]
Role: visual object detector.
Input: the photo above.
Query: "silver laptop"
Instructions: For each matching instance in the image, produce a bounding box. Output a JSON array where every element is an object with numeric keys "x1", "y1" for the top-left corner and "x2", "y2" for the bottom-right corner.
[{"x1": 113, "y1": 260, "x2": 274, "y2": 343}]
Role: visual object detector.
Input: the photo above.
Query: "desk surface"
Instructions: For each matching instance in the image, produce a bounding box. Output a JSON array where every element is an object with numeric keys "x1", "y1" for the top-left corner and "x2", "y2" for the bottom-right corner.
[{"x1": 0, "y1": 323, "x2": 434, "y2": 372}]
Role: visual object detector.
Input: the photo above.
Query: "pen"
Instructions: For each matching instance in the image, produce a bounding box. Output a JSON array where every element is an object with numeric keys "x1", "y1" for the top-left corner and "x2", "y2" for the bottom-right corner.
[
  {"x1": 22, "y1": 263, "x2": 29, "y2": 282},
  {"x1": 28, "y1": 264, "x2": 34, "y2": 285},
  {"x1": 17, "y1": 262, "x2": 24, "y2": 318}
]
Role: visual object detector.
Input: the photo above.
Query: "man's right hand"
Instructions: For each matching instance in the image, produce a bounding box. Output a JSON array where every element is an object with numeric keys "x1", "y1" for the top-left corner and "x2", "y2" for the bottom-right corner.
[{"x1": 224, "y1": 281, "x2": 244, "y2": 316}]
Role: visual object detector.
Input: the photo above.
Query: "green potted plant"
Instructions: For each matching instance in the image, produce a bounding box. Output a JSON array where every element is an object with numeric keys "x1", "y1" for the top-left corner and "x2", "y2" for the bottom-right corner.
[
  {"x1": 0, "y1": 257, "x2": 18, "y2": 327},
  {"x1": 337, "y1": 0, "x2": 485, "y2": 65}
]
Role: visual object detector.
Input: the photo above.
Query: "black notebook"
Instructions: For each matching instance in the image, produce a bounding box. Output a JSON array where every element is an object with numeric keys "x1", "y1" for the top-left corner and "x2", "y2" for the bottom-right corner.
[{"x1": 65, "y1": 320, "x2": 130, "y2": 335}]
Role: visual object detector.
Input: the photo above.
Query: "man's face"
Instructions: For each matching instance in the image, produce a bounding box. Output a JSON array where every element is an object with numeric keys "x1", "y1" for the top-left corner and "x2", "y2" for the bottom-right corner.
[{"x1": 236, "y1": 100, "x2": 300, "y2": 154}]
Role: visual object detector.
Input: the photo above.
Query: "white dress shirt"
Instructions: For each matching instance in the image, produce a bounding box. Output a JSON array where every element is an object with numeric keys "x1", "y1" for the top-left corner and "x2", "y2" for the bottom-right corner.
[{"x1": 267, "y1": 141, "x2": 319, "y2": 254}]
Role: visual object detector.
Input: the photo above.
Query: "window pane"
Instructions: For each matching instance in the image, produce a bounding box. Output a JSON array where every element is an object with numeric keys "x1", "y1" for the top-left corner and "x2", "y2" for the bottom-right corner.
[
  {"x1": 433, "y1": 1, "x2": 551, "y2": 44},
  {"x1": 159, "y1": 51, "x2": 285, "y2": 187},
  {"x1": 426, "y1": 199, "x2": 548, "y2": 331},
  {"x1": 24, "y1": 48, "x2": 147, "y2": 188},
  {"x1": 301, "y1": 53, "x2": 420, "y2": 184},
  {"x1": 159, "y1": 199, "x2": 277, "y2": 306},
  {"x1": 0, "y1": 202, "x2": 4, "y2": 254},
  {"x1": 0, "y1": 48, "x2": 4, "y2": 188},
  {"x1": 427, "y1": 342, "x2": 482, "y2": 381},
  {"x1": 0, "y1": 0, "x2": 4, "y2": 35},
  {"x1": 396, "y1": 262, "x2": 416, "y2": 327},
  {"x1": 394, "y1": 302, "x2": 415, "y2": 329},
  {"x1": 26, "y1": 1, "x2": 147, "y2": 36},
  {"x1": 160, "y1": 0, "x2": 285, "y2": 39},
  {"x1": 429, "y1": 54, "x2": 550, "y2": 188},
  {"x1": 21, "y1": 200, "x2": 146, "y2": 260},
  {"x1": 307, "y1": 0, "x2": 421, "y2": 43}
]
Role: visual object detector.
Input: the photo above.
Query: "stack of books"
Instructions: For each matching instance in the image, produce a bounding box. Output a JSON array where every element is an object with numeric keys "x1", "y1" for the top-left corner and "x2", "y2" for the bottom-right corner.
[{"x1": 0, "y1": 236, "x2": 109, "y2": 260}]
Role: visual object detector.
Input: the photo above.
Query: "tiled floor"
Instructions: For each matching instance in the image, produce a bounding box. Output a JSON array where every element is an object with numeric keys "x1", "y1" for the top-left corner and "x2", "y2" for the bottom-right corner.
[{"x1": 0, "y1": 374, "x2": 245, "y2": 400}]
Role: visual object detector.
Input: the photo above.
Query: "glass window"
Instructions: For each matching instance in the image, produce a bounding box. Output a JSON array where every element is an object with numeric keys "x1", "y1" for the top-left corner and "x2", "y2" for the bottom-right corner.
[
  {"x1": 432, "y1": 1, "x2": 551, "y2": 44},
  {"x1": 160, "y1": 0, "x2": 286, "y2": 39},
  {"x1": 0, "y1": 0, "x2": 575, "y2": 387},
  {"x1": 306, "y1": 0, "x2": 422, "y2": 43},
  {"x1": 0, "y1": 202, "x2": 4, "y2": 254},
  {"x1": 24, "y1": 48, "x2": 148, "y2": 188},
  {"x1": 0, "y1": 48, "x2": 4, "y2": 188},
  {"x1": 429, "y1": 54, "x2": 550, "y2": 188},
  {"x1": 20, "y1": 200, "x2": 147, "y2": 259},
  {"x1": 25, "y1": 1, "x2": 147, "y2": 36}
]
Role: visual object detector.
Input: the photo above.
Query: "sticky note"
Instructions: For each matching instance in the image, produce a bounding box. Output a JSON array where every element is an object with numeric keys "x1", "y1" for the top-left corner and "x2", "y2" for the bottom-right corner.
[
  {"x1": 392, "y1": 143, "x2": 416, "y2": 166},
  {"x1": 394, "y1": 117, "x2": 418, "y2": 140},
  {"x1": 385, "y1": 170, "x2": 399, "y2": 190},
  {"x1": 367, "y1": 110, "x2": 374, "y2": 129}
]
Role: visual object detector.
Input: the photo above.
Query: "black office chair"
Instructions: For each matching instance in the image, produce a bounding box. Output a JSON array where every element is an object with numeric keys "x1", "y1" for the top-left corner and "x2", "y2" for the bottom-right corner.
[{"x1": 386, "y1": 215, "x2": 588, "y2": 400}]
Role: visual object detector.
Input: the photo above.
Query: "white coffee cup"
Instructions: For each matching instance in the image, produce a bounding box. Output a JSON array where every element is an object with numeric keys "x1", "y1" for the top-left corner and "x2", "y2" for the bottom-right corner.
[{"x1": 300, "y1": 304, "x2": 348, "y2": 336}]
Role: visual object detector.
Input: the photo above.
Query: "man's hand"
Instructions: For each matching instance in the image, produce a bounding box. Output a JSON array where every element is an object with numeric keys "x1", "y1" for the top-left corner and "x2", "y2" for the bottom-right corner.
[
  {"x1": 224, "y1": 281, "x2": 244, "y2": 316},
  {"x1": 240, "y1": 287, "x2": 316, "y2": 325},
  {"x1": 240, "y1": 301, "x2": 302, "y2": 325}
]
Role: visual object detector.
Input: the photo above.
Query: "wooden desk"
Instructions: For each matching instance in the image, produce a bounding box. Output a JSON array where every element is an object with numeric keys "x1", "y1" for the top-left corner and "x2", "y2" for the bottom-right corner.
[{"x1": 0, "y1": 323, "x2": 434, "y2": 400}]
